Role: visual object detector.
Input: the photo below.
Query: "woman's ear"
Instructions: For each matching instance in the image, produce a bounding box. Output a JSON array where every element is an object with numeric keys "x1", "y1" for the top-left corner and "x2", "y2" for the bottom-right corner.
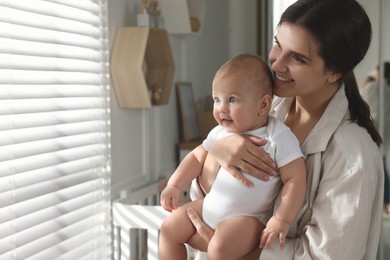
[
  {"x1": 327, "y1": 71, "x2": 342, "y2": 83},
  {"x1": 258, "y1": 94, "x2": 272, "y2": 116}
]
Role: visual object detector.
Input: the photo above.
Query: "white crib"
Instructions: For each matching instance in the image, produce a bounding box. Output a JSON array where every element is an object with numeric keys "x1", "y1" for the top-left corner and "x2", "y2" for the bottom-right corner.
[{"x1": 112, "y1": 180, "x2": 206, "y2": 260}]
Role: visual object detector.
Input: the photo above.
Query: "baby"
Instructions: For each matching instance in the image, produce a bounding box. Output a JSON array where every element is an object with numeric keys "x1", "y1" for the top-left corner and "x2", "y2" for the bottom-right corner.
[{"x1": 159, "y1": 54, "x2": 307, "y2": 259}]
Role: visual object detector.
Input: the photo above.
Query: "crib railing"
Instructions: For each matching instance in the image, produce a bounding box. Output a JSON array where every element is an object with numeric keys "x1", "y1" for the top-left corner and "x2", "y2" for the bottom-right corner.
[
  {"x1": 113, "y1": 180, "x2": 169, "y2": 260},
  {"x1": 112, "y1": 179, "x2": 204, "y2": 260}
]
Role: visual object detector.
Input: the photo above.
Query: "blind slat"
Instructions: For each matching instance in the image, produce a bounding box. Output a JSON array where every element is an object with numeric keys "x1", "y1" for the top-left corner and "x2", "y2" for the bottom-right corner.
[
  {"x1": 31, "y1": 234, "x2": 112, "y2": 260},
  {"x1": 0, "y1": 146, "x2": 106, "y2": 176},
  {"x1": 0, "y1": 179, "x2": 106, "y2": 223},
  {"x1": 0, "y1": 158, "x2": 106, "y2": 194},
  {"x1": 0, "y1": 85, "x2": 103, "y2": 99},
  {"x1": 48, "y1": 0, "x2": 100, "y2": 13},
  {"x1": 28, "y1": 226, "x2": 111, "y2": 260},
  {"x1": 0, "y1": 6, "x2": 101, "y2": 36},
  {"x1": 0, "y1": 54, "x2": 101, "y2": 72},
  {"x1": 0, "y1": 121, "x2": 105, "y2": 146},
  {"x1": 68, "y1": 235, "x2": 112, "y2": 260},
  {"x1": 0, "y1": 69, "x2": 103, "y2": 84},
  {"x1": 1, "y1": 169, "x2": 102, "y2": 207},
  {"x1": 0, "y1": 133, "x2": 105, "y2": 161},
  {"x1": 0, "y1": 22, "x2": 101, "y2": 49},
  {"x1": 0, "y1": 38, "x2": 101, "y2": 60},
  {"x1": 0, "y1": 109, "x2": 105, "y2": 131},
  {"x1": 0, "y1": 0, "x2": 101, "y2": 25},
  {"x1": 0, "y1": 98, "x2": 105, "y2": 115},
  {"x1": 0, "y1": 200, "x2": 107, "y2": 241},
  {"x1": 1, "y1": 215, "x2": 108, "y2": 258}
]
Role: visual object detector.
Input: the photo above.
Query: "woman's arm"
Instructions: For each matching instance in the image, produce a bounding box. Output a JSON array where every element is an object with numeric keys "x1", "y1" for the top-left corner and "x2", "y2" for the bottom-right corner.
[{"x1": 207, "y1": 134, "x2": 277, "y2": 186}]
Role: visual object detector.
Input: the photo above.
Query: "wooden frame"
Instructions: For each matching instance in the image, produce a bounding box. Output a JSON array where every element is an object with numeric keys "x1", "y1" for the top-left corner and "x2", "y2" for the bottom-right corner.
[
  {"x1": 176, "y1": 82, "x2": 200, "y2": 142},
  {"x1": 257, "y1": 0, "x2": 271, "y2": 59}
]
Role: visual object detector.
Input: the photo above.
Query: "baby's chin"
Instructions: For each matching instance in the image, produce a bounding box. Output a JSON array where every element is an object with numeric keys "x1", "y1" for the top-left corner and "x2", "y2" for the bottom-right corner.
[{"x1": 221, "y1": 123, "x2": 245, "y2": 134}]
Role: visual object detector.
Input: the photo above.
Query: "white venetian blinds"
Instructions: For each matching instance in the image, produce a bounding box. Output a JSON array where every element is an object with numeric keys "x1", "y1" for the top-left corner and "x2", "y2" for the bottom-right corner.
[{"x1": 0, "y1": 0, "x2": 112, "y2": 259}]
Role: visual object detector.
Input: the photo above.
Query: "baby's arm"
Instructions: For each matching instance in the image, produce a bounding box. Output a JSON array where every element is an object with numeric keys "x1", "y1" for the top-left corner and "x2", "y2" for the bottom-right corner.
[
  {"x1": 160, "y1": 145, "x2": 208, "y2": 212},
  {"x1": 260, "y1": 157, "x2": 307, "y2": 249}
]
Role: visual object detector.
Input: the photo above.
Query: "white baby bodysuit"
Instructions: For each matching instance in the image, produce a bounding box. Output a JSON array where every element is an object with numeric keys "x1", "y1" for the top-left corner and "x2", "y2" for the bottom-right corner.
[{"x1": 202, "y1": 116, "x2": 303, "y2": 229}]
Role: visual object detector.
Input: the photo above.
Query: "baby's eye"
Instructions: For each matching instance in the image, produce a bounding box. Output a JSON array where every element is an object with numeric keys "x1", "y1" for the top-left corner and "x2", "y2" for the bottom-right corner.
[
  {"x1": 274, "y1": 39, "x2": 281, "y2": 48},
  {"x1": 214, "y1": 97, "x2": 221, "y2": 103},
  {"x1": 229, "y1": 97, "x2": 237, "y2": 103}
]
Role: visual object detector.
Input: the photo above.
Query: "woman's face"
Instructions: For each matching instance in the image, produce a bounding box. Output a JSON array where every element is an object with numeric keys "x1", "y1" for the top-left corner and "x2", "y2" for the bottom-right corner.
[{"x1": 269, "y1": 22, "x2": 339, "y2": 99}]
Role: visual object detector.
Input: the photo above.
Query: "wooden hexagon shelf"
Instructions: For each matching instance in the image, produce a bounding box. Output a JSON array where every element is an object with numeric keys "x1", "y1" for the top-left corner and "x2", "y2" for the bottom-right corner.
[{"x1": 110, "y1": 27, "x2": 175, "y2": 108}]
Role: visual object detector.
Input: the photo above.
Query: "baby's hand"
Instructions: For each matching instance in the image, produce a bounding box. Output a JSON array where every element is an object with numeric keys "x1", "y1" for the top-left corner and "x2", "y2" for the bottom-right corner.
[
  {"x1": 160, "y1": 185, "x2": 180, "y2": 212},
  {"x1": 259, "y1": 216, "x2": 289, "y2": 250}
]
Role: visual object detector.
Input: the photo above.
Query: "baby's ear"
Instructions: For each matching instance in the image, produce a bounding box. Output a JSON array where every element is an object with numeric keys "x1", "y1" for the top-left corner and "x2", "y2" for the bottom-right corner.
[{"x1": 258, "y1": 94, "x2": 272, "y2": 116}]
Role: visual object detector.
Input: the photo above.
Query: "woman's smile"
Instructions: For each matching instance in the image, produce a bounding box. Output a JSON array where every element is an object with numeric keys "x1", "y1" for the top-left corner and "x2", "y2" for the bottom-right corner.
[{"x1": 275, "y1": 73, "x2": 293, "y2": 83}]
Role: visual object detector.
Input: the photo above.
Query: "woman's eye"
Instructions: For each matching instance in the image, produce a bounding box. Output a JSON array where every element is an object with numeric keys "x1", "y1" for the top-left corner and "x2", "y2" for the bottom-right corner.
[
  {"x1": 293, "y1": 54, "x2": 306, "y2": 64},
  {"x1": 229, "y1": 97, "x2": 237, "y2": 103}
]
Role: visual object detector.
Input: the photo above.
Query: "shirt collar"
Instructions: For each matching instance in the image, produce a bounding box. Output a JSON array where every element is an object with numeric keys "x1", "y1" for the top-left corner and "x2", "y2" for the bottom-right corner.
[{"x1": 270, "y1": 85, "x2": 348, "y2": 156}]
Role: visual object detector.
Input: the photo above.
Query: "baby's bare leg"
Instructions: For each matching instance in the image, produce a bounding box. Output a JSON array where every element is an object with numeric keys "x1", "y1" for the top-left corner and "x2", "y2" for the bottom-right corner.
[
  {"x1": 208, "y1": 216, "x2": 264, "y2": 260},
  {"x1": 159, "y1": 199, "x2": 204, "y2": 260}
]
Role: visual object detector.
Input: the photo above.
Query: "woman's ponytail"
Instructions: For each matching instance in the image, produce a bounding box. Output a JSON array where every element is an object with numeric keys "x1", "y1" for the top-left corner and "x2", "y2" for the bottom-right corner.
[{"x1": 343, "y1": 72, "x2": 382, "y2": 147}]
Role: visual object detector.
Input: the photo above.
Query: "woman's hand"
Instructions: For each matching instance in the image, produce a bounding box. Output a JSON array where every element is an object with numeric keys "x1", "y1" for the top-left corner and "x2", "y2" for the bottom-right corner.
[
  {"x1": 187, "y1": 207, "x2": 214, "y2": 243},
  {"x1": 208, "y1": 134, "x2": 277, "y2": 186}
]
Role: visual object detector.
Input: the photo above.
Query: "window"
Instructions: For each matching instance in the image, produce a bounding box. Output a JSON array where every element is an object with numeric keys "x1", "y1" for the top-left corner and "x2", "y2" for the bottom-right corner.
[
  {"x1": 272, "y1": 0, "x2": 297, "y2": 34},
  {"x1": 0, "y1": 1, "x2": 112, "y2": 259}
]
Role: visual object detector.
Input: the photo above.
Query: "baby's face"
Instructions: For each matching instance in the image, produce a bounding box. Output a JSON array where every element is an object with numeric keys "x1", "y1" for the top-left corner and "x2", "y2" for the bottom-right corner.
[{"x1": 212, "y1": 74, "x2": 269, "y2": 133}]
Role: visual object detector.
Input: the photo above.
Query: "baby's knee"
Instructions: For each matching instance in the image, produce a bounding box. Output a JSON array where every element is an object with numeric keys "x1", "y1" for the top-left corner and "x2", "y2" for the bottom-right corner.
[
  {"x1": 161, "y1": 217, "x2": 185, "y2": 246},
  {"x1": 160, "y1": 215, "x2": 177, "y2": 239}
]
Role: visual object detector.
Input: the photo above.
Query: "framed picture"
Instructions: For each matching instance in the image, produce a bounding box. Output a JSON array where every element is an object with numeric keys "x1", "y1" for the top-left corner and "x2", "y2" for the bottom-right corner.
[{"x1": 176, "y1": 82, "x2": 200, "y2": 142}]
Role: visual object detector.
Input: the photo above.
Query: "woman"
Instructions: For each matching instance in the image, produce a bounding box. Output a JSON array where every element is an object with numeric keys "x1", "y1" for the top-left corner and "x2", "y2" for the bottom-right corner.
[{"x1": 187, "y1": 0, "x2": 384, "y2": 259}]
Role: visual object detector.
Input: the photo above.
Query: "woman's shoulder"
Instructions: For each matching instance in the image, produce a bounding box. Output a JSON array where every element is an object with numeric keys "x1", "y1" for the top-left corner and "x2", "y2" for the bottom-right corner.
[
  {"x1": 325, "y1": 120, "x2": 381, "y2": 172},
  {"x1": 334, "y1": 120, "x2": 376, "y2": 147},
  {"x1": 312, "y1": 120, "x2": 382, "y2": 192}
]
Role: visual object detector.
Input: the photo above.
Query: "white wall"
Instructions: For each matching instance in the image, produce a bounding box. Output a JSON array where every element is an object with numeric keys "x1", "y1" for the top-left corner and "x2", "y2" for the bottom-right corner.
[
  {"x1": 355, "y1": 0, "x2": 390, "y2": 88},
  {"x1": 107, "y1": 0, "x2": 258, "y2": 196}
]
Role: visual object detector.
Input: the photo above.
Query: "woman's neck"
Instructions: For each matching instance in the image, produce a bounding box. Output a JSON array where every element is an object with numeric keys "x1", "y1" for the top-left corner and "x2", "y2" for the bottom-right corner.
[{"x1": 285, "y1": 86, "x2": 339, "y2": 145}]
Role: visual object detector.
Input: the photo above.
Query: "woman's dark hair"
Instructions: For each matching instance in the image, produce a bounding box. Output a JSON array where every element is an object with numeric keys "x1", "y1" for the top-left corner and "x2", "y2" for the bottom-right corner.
[{"x1": 280, "y1": 0, "x2": 382, "y2": 147}]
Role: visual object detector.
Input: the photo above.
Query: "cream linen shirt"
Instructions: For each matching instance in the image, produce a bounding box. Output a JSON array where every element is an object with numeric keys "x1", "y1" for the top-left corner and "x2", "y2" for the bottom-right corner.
[
  {"x1": 260, "y1": 86, "x2": 384, "y2": 260},
  {"x1": 190, "y1": 86, "x2": 384, "y2": 260}
]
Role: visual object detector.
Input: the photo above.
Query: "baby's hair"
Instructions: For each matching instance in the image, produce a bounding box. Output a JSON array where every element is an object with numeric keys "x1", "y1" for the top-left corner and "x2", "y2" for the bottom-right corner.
[{"x1": 215, "y1": 54, "x2": 274, "y2": 96}]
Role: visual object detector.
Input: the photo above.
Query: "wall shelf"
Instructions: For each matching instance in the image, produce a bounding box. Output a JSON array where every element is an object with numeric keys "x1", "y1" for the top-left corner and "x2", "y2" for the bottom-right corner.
[
  {"x1": 160, "y1": 0, "x2": 206, "y2": 34},
  {"x1": 110, "y1": 27, "x2": 175, "y2": 108}
]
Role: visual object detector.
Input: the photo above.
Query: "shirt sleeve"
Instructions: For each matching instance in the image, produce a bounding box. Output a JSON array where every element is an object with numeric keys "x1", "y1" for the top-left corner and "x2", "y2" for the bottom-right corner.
[{"x1": 261, "y1": 129, "x2": 383, "y2": 260}]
